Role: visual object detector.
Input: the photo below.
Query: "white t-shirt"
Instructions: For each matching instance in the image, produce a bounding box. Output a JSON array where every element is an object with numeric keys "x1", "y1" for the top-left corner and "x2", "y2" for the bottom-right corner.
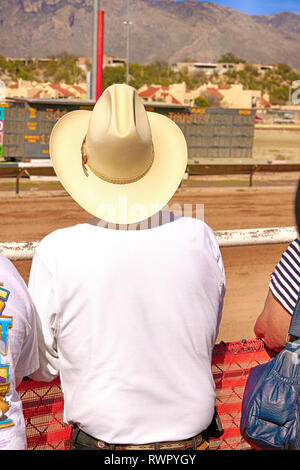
[
  {"x1": 0, "y1": 254, "x2": 39, "y2": 450},
  {"x1": 28, "y1": 216, "x2": 225, "y2": 444}
]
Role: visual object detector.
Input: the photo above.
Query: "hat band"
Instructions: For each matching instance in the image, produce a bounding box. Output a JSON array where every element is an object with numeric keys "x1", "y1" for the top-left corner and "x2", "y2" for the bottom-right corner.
[{"x1": 81, "y1": 136, "x2": 154, "y2": 185}]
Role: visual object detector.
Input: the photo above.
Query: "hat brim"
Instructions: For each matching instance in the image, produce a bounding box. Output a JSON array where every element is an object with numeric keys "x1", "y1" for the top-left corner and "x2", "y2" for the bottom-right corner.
[{"x1": 50, "y1": 110, "x2": 187, "y2": 224}]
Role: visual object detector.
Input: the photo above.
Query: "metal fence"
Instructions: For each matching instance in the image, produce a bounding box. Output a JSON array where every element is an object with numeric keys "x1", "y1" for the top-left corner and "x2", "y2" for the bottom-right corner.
[{"x1": 0, "y1": 226, "x2": 296, "y2": 261}]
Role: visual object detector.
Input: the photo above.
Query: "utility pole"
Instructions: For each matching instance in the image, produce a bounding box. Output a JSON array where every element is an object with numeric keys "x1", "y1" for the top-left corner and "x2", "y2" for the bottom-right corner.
[{"x1": 123, "y1": 0, "x2": 132, "y2": 85}]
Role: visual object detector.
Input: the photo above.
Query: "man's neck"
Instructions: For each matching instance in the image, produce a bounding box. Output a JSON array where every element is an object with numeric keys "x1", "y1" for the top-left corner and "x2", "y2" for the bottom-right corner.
[{"x1": 87, "y1": 211, "x2": 178, "y2": 231}]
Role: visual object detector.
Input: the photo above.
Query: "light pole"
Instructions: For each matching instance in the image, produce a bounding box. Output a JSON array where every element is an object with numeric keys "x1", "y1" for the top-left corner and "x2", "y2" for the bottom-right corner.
[{"x1": 123, "y1": 0, "x2": 132, "y2": 85}]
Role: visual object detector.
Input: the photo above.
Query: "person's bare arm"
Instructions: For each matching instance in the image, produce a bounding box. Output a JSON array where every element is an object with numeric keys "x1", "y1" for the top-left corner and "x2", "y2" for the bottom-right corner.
[{"x1": 254, "y1": 289, "x2": 291, "y2": 351}]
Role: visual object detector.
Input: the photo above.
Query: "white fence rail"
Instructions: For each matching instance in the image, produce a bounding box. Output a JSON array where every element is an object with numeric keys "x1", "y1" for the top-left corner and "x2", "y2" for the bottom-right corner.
[
  {"x1": 216, "y1": 226, "x2": 298, "y2": 247},
  {"x1": 0, "y1": 226, "x2": 297, "y2": 261},
  {"x1": 0, "y1": 241, "x2": 39, "y2": 261}
]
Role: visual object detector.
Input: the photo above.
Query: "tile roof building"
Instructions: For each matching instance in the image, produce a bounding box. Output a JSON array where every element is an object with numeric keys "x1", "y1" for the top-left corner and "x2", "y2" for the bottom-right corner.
[
  {"x1": 6, "y1": 79, "x2": 87, "y2": 99},
  {"x1": 138, "y1": 82, "x2": 271, "y2": 109}
]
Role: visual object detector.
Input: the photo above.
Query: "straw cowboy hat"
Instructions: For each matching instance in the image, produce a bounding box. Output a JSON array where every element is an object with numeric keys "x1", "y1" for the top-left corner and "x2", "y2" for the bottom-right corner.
[{"x1": 50, "y1": 84, "x2": 187, "y2": 224}]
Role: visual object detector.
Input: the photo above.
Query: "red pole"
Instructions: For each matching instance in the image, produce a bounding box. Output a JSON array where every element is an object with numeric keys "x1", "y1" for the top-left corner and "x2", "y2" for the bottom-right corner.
[{"x1": 96, "y1": 10, "x2": 104, "y2": 100}]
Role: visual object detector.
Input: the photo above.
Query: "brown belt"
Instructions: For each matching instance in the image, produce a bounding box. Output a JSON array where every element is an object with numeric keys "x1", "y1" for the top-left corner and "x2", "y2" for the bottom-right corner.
[{"x1": 71, "y1": 426, "x2": 209, "y2": 451}]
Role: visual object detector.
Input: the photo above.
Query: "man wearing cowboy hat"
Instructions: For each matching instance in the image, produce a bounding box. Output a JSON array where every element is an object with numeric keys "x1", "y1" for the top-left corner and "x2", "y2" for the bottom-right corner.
[{"x1": 28, "y1": 84, "x2": 226, "y2": 451}]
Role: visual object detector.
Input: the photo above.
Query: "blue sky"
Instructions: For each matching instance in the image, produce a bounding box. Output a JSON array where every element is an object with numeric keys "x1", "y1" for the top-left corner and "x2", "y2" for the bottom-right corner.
[{"x1": 189, "y1": 1, "x2": 300, "y2": 15}]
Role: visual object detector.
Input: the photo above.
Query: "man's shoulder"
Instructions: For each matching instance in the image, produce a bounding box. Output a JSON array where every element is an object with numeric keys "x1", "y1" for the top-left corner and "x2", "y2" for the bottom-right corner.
[
  {"x1": 177, "y1": 216, "x2": 216, "y2": 237},
  {"x1": 0, "y1": 254, "x2": 34, "y2": 320},
  {"x1": 0, "y1": 254, "x2": 26, "y2": 284},
  {"x1": 174, "y1": 216, "x2": 205, "y2": 227},
  {"x1": 286, "y1": 238, "x2": 300, "y2": 259},
  {"x1": 37, "y1": 223, "x2": 87, "y2": 250},
  {"x1": 0, "y1": 253, "x2": 15, "y2": 272},
  {"x1": 275, "y1": 238, "x2": 300, "y2": 271}
]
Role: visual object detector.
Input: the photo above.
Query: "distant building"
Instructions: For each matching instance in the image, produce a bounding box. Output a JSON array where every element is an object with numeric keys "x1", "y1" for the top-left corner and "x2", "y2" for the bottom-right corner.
[
  {"x1": 76, "y1": 55, "x2": 127, "y2": 71},
  {"x1": 197, "y1": 83, "x2": 271, "y2": 108},
  {"x1": 171, "y1": 62, "x2": 218, "y2": 75},
  {"x1": 137, "y1": 82, "x2": 271, "y2": 109},
  {"x1": 5, "y1": 57, "x2": 60, "y2": 66},
  {"x1": 138, "y1": 82, "x2": 195, "y2": 106},
  {"x1": 5, "y1": 79, "x2": 86, "y2": 100},
  {"x1": 5, "y1": 55, "x2": 126, "y2": 69},
  {"x1": 76, "y1": 57, "x2": 91, "y2": 74},
  {"x1": 103, "y1": 55, "x2": 126, "y2": 67},
  {"x1": 171, "y1": 61, "x2": 275, "y2": 76}
]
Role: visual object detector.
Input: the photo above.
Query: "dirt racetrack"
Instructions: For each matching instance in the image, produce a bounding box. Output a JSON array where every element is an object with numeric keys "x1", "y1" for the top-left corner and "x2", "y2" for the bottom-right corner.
[
  {"x1": 0, "y1": 182, "x2": 297, "y2": 343},
  {"x1": 253, "y1": 127, "x2": 300, "y2": 161}
]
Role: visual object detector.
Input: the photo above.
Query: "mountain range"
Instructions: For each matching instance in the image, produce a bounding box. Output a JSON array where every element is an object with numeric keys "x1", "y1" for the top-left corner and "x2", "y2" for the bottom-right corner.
[{"x1": 1, "y1": 0, "x2": 300, "y2": 71}]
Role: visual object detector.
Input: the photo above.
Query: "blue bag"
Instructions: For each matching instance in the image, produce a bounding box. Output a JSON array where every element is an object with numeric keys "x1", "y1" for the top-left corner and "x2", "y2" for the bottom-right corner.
[{"x1": 240, "y1": 293, "x2": 300, "y2": 450}]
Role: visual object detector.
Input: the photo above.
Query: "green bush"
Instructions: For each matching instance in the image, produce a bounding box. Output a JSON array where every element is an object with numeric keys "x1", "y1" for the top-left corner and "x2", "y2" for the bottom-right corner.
[
  {"x1": 217, "y1": 52, "x2": 247, "y2": 64},
  {"x1": 194, "y1": 96, "x2": 210, "y2": 107}
]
